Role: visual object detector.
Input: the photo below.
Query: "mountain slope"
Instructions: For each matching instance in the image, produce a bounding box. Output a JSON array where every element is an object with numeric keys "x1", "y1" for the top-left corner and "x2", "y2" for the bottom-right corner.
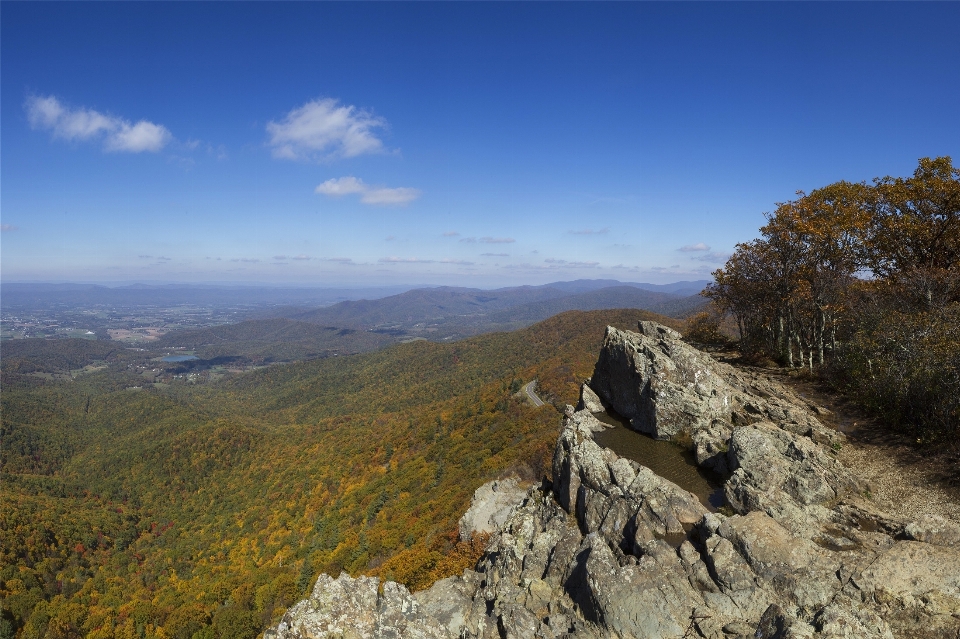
[{"x1": 1, "y1": 308, "x2": 683, "y2": 639}]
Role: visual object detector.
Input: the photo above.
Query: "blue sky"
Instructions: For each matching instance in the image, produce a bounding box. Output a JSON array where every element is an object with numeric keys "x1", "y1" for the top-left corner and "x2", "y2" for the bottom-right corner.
[{"x1": 2, "y1": 2, "x2": 958, "y2": 287}]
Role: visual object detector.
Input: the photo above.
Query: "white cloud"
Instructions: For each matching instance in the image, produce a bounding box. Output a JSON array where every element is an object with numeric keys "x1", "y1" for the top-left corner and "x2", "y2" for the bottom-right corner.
[
  {"x1": 479, "y1": 237, "x2": 515, "y2": 244},
  {"x1": 442, "y1": 231, "x2": 460, "y2": 237},
  {"x1": 315, "y1": 176, "x2": 367, "y2": 196},
  {"x1": 25, "y1": 95, "x2": 171, "y2": 153},
  {"x1": 267, "y1": 98, "x2": 387, "y2": 161},
  {"x1": 315, "y1": 176, "x2": 420, "y2": 206},
  {"x1": 481, "y1": 253, "x2": 509, "y2": 257},
  {"x1": 678, "y1": 243, "x2": 711, "y2": 252},
  {"x1": 1, "y1": 224, "x2": 19, "y2": 232}
]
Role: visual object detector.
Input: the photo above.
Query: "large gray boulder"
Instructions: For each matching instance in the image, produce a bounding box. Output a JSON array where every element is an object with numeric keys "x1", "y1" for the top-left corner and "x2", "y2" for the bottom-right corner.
[
  {"x1": 457, "y1": 477, "x2": 528, "y2": 541},
  {"x1": 724, "y1": 421, "x2": 870, "y2": 535},
  {"x1": 589, "y1": 323, "x2": 834, "y2": 444},
  {"x1": 265, "y1": 572, "x2": 452, "y2": 639},
  {"x1": 575, "y1": 381, "x2": 605, "y2": 413}
]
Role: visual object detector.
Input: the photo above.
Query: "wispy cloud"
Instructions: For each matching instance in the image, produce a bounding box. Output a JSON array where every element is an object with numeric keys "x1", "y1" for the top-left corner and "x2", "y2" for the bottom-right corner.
[
  {"x1": 2, "y1": 224, "x2": 20, "y2": 232},
  {"x1": 462, "y1": 236, "x2": 515, "y2": 244},
  {"x1": 292, "y1": 254, "x2": 312, "y2": 261},
  {"x1": 503, "y1": 260, "x2": 598, "y2": 271},
  {"x1": 377, "y1": 256, "x2": 473, "y2": 265},
  {"x1": 379, "y1": 256, "x2": 433, "y2": 263},
  {"x1": 320, "y1": 257, "x2": 353, "y2": 263},
  {"x1": 442, "y1": 231, "x2": 460, "y2": 237},
  {"x1": 208, "y1": 143, "x2": 228, "y2": 161},
  {"x1": 315, "y1": 176, "x2": 421, "y2": 206},
  {"x1": 693, "y1": 251, "x2": 730, "y2": 263},
  {"x1": 25, "y1": 95, "x2": 171, "y2": 153},
  {"x1": 569, "y1": 228, "x2": 609, "y2": 235},
  {"x1": 481, "y1": 253, "x2": 509, "y2": 257},
  {"x1": 544, "y1": 258, "x2": 600, "y2": 268},
  {"x1": 361, "y1": 187, "x2": 421, "y2": 206},
  {"x1": 231, "y1": 258, "x2": 260, "y2": 263},
  {"x1": 268, "y1": 98, "x2": 387, "y2": 161},
  {"x1": 678, "y1": 243, "x2": 711, "y2": 252}
]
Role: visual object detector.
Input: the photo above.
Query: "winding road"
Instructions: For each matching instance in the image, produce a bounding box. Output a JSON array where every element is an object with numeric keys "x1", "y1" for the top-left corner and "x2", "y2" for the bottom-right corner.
[{"x1": 524, "y1": 380, "x2": 545, "y2": 407}]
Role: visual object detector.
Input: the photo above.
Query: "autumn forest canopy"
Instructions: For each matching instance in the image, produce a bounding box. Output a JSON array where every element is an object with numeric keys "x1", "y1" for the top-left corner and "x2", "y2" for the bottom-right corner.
[{"x1": 703, "y1": 156, "x2": 960, "y2": 442}]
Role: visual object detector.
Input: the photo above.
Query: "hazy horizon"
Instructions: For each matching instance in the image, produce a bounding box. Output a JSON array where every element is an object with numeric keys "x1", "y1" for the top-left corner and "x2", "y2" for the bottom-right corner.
[{"x1": 0, "y1": 277, "x2": 710, "y2": 290}]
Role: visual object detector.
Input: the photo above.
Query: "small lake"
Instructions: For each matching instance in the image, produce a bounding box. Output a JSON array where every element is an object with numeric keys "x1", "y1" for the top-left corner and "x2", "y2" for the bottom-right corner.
[
  {"x1": 162, "y1": 355, "x2": 199, "y2": 362},
  {"x1": 592, "y1": 410, "x2": 725, "y2": 511}
]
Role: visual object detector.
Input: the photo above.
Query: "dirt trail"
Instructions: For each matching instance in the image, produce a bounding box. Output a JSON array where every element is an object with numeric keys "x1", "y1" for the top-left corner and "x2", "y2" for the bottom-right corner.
[{"x1": 768, "y1": 369, "x2": 960, "y2": 525}]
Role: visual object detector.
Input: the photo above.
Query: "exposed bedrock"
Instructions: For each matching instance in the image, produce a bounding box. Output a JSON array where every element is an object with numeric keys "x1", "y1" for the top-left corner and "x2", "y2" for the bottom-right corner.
[
  {"x1": 588, "y1": 322, "x2": 836, "y2": 445},
  {"x1": 267, "y1": 322, "x2": 960, "y2": 639}
]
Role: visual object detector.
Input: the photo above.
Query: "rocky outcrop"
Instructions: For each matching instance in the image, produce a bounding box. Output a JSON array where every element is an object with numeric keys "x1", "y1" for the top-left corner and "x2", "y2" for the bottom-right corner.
[
  {"x1": 267, "y1": 322, "x2": 960, "y2": 639},
  {"x1": 589, "y1": 323, "x2": 836, "y2": 444},
  {"x1": 458, "y1": 477, "x2": 528, "y2": 541},
  {"x1": 265, "y1": 573, "x2": 451, "y2": 639},
  {"x1": 576, "y1": 382, "x2": 605, "y2": 413}
]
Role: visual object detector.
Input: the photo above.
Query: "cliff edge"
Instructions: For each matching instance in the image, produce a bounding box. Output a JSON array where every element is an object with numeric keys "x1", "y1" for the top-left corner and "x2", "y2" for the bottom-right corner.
[{"x1": 266, "y1": 322, "x2": 960, "y2": 639}]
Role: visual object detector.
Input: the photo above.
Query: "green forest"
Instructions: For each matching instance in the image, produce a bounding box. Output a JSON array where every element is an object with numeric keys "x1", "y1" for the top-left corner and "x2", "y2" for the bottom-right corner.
[{"x1": 1, "y1": 309, "x2": 680, "y2": 639}]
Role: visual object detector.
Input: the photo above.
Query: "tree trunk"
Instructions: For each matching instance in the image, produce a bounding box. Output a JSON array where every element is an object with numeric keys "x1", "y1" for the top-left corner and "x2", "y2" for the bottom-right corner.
[{"x1": 817, "y1": 308, "x2": 825, "y2": 366}]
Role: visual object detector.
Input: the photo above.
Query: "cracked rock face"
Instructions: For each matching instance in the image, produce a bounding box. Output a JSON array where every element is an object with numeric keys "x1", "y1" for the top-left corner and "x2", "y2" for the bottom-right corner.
[
  {"x1": 589, "y1": 323, "x2": 836, "y2": 445},
  {"x1": 458, "y1": 476, "x2": 529, "y2": 541},
  {"x1": 267, "y1": 323, "x2": 960, "y2": 639}
]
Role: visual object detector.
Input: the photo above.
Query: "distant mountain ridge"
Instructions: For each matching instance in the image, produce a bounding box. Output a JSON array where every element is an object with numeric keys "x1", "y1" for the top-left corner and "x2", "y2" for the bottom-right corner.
[
  {"x1": 3, "y1": 279, "x2": 710, "y2": 362},
  {"x1": 275, "y1": 280, "x2": 709, "y2": 334},
  {"x1": 1, "y1": 279, "x2": 709, "y2": 311},
  {"x1": 138, "y1": 283, "x2": 707, "y2": 364}
]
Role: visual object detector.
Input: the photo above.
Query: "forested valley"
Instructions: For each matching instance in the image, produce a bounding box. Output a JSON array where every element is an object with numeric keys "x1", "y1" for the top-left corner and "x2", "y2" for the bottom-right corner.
[{"x1": 1, "y1": 308, "x2": 681, "y2": 639}]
